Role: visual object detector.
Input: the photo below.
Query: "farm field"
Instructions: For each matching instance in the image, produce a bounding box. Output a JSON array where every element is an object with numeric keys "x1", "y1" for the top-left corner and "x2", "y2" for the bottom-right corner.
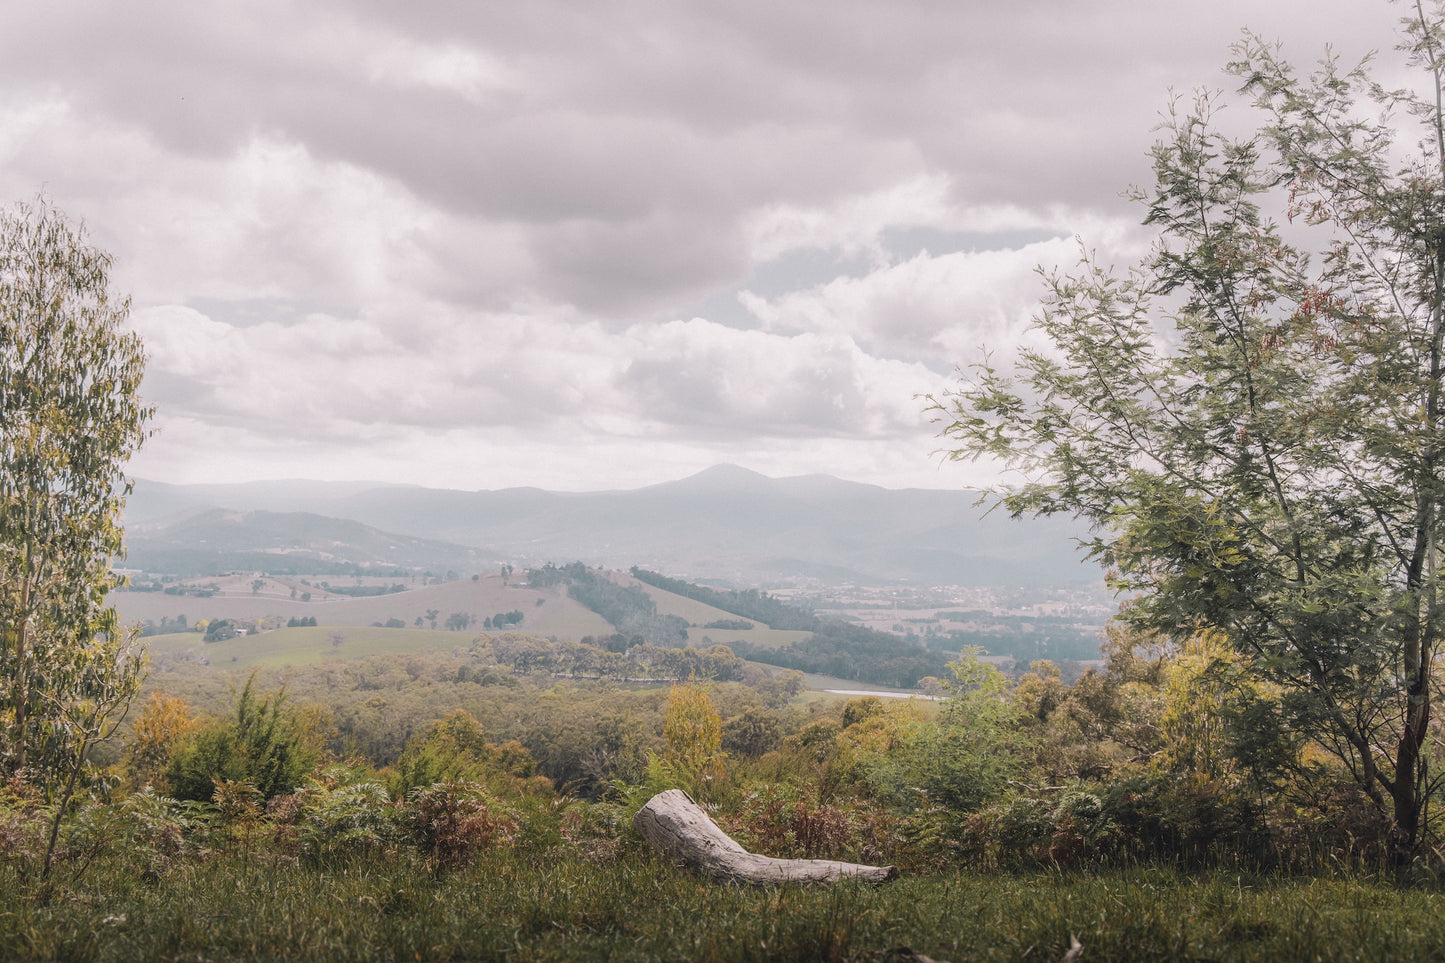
[
  {"x1": 142, "y1": 625, "x2": 475, "y2": 671},
  {"x1": 116, "y1": 569, "x2": 822, "y2": 651},
  {"x1": 799, "y1": 671, "x2": 926, "y2": 700},
  {"x1": 112, "y1": 573, "x2": 614, "y2": 640}
]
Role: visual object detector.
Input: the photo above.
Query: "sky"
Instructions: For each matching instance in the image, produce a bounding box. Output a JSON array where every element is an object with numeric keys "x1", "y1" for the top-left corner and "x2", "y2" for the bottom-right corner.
[{"x1": 0, "y1": 1, "x2": 1409, "y2": 492}]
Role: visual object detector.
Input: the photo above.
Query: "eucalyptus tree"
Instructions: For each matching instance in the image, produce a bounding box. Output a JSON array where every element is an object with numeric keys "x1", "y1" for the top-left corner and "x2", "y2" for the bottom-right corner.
[
  {"x1": 0, "y1": 197, "x2": 151, "y2": 791},
  {"x1": 932, "y1": 2, "x2": 1445, "y2": 861}
]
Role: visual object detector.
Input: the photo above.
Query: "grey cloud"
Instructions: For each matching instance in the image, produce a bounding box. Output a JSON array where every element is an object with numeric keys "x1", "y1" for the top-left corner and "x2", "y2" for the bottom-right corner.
[
  {"x1": 532, "y1": 212, "x2": 748, "y2": 318},
  {"x1": 615, "y1": 327, "x2": 909, "y2": 440},
  {"x1": 3, "y1": 0, "x2": 1415, "y2": 489},
  {"x1": 11, "y1": 0, "x2": 1397, "y2": 324},
  {"x1": 621, "y1": 355, "x2": 868, "y2": 439}
]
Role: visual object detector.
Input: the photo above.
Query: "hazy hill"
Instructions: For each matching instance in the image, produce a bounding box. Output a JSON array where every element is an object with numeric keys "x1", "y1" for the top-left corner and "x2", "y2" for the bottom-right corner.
[
  {"x1": 122, "y1": 508, "x2": 495, "y2": 576},
  {"x1": 124, "y1": 465, "x2": 1099, "y2": 588}
]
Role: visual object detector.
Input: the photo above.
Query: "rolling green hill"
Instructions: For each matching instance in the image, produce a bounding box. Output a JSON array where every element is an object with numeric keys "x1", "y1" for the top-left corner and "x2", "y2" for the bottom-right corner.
[
  {"x1": 119, "y1": 561, "x2": 953, "y2": 688},
  {"x1": 123, "y1": 507, "x2": 493, "y2": 575}
]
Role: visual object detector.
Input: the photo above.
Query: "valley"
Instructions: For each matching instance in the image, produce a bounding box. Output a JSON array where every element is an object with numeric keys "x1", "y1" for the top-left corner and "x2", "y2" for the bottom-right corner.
[{"x1": 113, "y1": 465, "x2": 1115, "y2": 684}]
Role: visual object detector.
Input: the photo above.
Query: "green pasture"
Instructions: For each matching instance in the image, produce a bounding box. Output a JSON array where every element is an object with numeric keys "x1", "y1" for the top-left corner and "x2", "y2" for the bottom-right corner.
[
  {"x1": 140, "y1": 626, "x2": 472, "y2": 671},
  {"x1": 796, "y1": 672, "x2": 934, "y2": 705},
  {"x1": 630, "y1": 577, "x2": 747, "y2": 626},
  {"x1": 689, "y1": 626, "x2": 813, "y2": 649}
]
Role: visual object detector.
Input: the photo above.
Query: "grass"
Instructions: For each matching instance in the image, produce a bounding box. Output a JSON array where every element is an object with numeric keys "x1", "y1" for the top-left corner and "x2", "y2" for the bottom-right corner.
[
  {"x1": 694, "y1": 627, "x2": 815, "y2": 649},
  {"x1": 7, "y1": 845, "x2": 1445, "y2": 961},
  {"x1": 619, "y1": 575, "x2": 816, "y2": 649},
  {"x1": 142, "y1": 626, "x2": 475, "y2": 670},
  {"x1": 797, "y1": 673, "x2": 928, "y2": 704},
  {"x1": 112, "y1": 577, "x2": 615, "y2": 640}
]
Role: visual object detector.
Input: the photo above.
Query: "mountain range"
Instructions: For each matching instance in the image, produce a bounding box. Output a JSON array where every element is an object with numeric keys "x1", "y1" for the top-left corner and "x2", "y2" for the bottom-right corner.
[{"x1": 121, "y1": 464, "x2": 1101, "y2": 588}]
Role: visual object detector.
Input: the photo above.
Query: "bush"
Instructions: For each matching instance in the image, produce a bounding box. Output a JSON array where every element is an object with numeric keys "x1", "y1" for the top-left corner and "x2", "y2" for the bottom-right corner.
[
  {"x1": 271, "y1": 768, "x2": 400, "y2": 863},
  {"x1": 55, "y1": 788, "x2": 218, "y2": 881},
  {"x1": 404, "y1": 780, "x2": 518, "y2": 866},
  {"x1": 166, "y1": 677, "x2": 319, "y2": 803},
  {"x1": 723, "y1": 784, "x2": 892, "y2": 862}
]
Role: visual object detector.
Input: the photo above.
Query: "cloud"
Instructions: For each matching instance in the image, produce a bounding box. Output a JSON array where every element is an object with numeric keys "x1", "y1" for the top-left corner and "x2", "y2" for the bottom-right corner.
[
  {"x1": 617, "y1": 319, "x2": 933, "y2": 439},
  {"x1": 740, "y1": 220, "x2": 1149, "y2": 366},
  {"x1": 0, "y1": 0, "x2": 1415, "y2": 491}
]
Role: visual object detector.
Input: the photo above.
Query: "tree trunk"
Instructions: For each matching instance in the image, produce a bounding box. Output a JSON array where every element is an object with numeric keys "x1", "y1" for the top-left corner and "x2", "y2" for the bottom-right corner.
[{"x1": 633, "y1": 789, "x2": 896, "y2": 885}]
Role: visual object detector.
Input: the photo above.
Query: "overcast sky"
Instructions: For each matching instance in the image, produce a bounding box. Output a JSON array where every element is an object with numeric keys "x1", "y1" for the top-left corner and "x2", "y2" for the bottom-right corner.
[{"x1": 0, "y1": 1, "x2": 1407, "y2": 492}]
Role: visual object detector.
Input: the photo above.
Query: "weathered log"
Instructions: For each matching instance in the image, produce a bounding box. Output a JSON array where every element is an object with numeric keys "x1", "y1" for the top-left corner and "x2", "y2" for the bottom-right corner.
[{"x1": 633, "y1": 789, "x2": 897, "y2": 885}]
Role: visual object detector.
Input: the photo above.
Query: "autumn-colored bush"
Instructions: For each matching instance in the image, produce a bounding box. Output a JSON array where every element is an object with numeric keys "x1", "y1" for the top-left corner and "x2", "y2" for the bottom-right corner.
[
  {"x1": 405, "y1": 780, "x2": 519, "y2": 866},
  {"x1": 722, "y1": 783, "x2": 900, "y2": 864}
]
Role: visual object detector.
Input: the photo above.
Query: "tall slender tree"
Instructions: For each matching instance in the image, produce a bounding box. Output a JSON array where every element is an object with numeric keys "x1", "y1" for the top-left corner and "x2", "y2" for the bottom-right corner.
[
  {"x1": 932, "y1": 2, "x2": 1445, "y2": 861},
  {"x1": 0, "y1": 196, "x2": 151, "y2": 790}
]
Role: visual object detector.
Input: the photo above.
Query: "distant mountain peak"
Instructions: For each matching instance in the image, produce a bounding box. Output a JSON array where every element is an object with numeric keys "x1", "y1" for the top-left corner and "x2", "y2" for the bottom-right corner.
[
  {"x1": 125, "y1": 466, "x2": 1099, "y2": 588},
  {"x1": 690, "y1": 464, "x2": 772, "y2": 482}
]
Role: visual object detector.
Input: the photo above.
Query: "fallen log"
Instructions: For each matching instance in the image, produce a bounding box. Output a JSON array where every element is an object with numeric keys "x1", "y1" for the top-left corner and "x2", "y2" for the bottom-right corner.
[{"x1": 633, "y1": 789, "x2": 897, "y2": 885}]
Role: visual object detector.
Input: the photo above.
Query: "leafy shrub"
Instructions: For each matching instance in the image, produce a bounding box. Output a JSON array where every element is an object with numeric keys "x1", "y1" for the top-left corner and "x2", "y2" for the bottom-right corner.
[
  {"x1": 166, "y1": 676, "x2": 318, "y2": 802},
  {"x1": 727, "y1": 784, "x2": 849, "y2": 858},
  {"x1": 210, "y1": 778, "x2": 265, "y2": 848},
  {"x1": 1045, "y1": 790, "x2": 1117, "y2": 866},
  {"x1": 271, "y1": 768, "x2": 400, "y2": 863},
  {"x1": 405, "y1": 780, "x2": 518, "y2": 866},
  {"x1": 557, "y1": 800, "x2": 628, "y2": 861},
  {"x1": 56, "y1": 788, "x2": 218, "y2": 880},
  {"x1": 390, "y1": 709, "x2": 542, "y2": 798},
  {"x1": 722, "y1": 708, "x2": 783, "y2": 758},
  {"x1": 723, "y1": 784, "x2": 900, "y2": 864},
  {"x1": 0, "y1": 777, "x2": 47, "y2": 863}
]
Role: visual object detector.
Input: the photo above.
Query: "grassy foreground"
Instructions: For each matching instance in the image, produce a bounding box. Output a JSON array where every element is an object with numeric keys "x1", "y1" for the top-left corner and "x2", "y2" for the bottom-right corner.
[{"x1": 5, "y1": 848, "x2": 1444, "y2": 962}]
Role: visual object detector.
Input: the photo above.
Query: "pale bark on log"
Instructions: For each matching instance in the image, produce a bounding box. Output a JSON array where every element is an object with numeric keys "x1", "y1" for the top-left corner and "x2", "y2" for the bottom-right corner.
[{"x1": 633, "y1": 789, "x2": 897, "y2": 885}]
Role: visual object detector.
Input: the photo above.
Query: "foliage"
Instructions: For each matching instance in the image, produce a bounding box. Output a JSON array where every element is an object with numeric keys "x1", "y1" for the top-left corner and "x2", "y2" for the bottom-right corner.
[
  {"x1": 726, "y1": 620, "x2": 950, "y2": 687},
  {"x1": 931, "y1": 4, "x2": 1445, "y2": 861},
  {"x1": 858, "y1": 651, "x2": 1027, "y2": 814},
  {"x1": 490, "y1": 632, "x2": 745, "y2": 682},
  {"x1": 165, "y1": 676, "x2": 319, "y2": 802},
  {"x1": 0, "y1": 196, "x2": 151, "y2": 791},
  {"x1": 721, "y1": 706, "x2": 784, "y2": 758},
  {"x1": 52, "y1": 787, "x2": 218, "y2": 882},
  {"x1": 722, "y1": 783, "x2": 897, "y2": 863},
  {"x1": 270, "y1": 767, "x2": 401, "y2": 863},
  {"x1": 124, "y1": 607, "x2": 1410, "y2": 871},
  {"x1": 404, "y1": 780, "x2": 519, "y2": 866},
  {"x1": 120, "y1": 692, "x2": 199, "y2": 792},
  {"x1": 390, "y1": 708, "x2": 541, "y2": 798},
  {"x1": 662, "y1": 682, "x2": 725, "y2": 796}
]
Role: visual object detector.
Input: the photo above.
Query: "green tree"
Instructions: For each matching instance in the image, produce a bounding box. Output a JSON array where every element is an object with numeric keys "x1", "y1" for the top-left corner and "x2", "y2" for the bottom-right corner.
[
  {"x1": 722, "y1": 706, "x2": 783, "y2": 758},
  {"x1": 166, "y1": 676, "x2": 317, "y2": 802},
  {"x1": 931, "y1": 4, "x2": 1445, "y2": 860},
  {"x1": 663, "y1": 681, "x2": 724, "y2": 795},
  {"x1": 0, "y1": 197, "x2": 151, "y2": 788},
  {"x1": 909, "y1": 649, "x2": 1024, "y2": 811}
]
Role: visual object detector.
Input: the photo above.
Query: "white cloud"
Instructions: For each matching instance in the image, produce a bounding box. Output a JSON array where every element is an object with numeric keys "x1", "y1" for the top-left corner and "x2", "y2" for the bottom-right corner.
[
  {"x1": 0, "y1": 0, "x2": 1417, "y2": 492},
  {"x1": 364, "y1": 39, "x2": 519, "y2": 103},
  {"x1": 617, "y1": 318, "x2": 933, "y2": 438},
  {"x1": 740, "y1": 218, "x2": 1148, "y2": 366},
  {"x1": 743, "y1": 173, "x2": 957, "y2": 266}
]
